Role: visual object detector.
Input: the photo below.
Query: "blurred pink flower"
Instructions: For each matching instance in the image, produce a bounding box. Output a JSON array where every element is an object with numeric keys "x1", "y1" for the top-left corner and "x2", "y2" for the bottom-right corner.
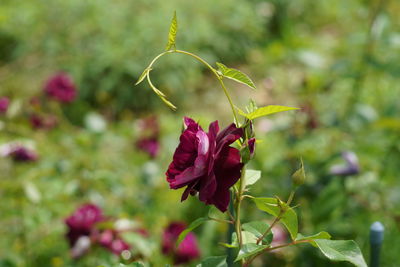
[
  {"x1": 136, "y1": 137, "x2": 159, "y2": 158},
  {"x1": 136, "y1": 116, "x2": 160, "y2": 158},
  {"x1": 44, "y1": 72, "x2": 77, "y2": 103},
  {"x1": 98, "y1": 229, "x2": 131, "y2": 255},
  {"x1": 0, "y1": 97, "x2": 10, "y2": 114},
  {"x1": 30, "y1": 114, "x2": 58, "y2": 130},
  {"x1": 162, "y1": 222, "x2": 200, "y2": 265}
]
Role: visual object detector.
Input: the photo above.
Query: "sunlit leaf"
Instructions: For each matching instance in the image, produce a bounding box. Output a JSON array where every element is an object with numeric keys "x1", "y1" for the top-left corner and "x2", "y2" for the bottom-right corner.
[
  {"x1": 238, "y1": 105, "x2": 299, "y2": 120},
  {"x1": 135, "y1": 67, "x2": 151, "y2": 85},
  {"x1": 196, "y1": 256, "x2": 227, "y2": 267},
  {"x1": 231, "y1": 231, "x2": 258, "y2": 247},
  {"x1": 252, "y1": 197, "x2": 298, "y2": 240},
  {"x1": 242, "y1": 221, "x2": 273, "y2": 245},
  {"x1": 216, "y1": 62, "x2": 256, "y2": 90},
  {"x1": 165, "y1": 11, "x2": 178, "y2": 51},
  {"x1": 244, "y1": 169, "x2": 261, "y2": 187},
  {"x1": 314, "y1": 239, "x2": 367, "y2": 267},
  {"x1": 177, "y1": 217, "x2": 208, "y2": 245},
  {"x1": 296, "y1": 231, "x2": 331, "y2": 246},
  {"x1": 147, "y1": 75, "x2": 177, "y2": 110},
  {"x1": 235, "y1": 243, "x2": 268, "y2": 262}
]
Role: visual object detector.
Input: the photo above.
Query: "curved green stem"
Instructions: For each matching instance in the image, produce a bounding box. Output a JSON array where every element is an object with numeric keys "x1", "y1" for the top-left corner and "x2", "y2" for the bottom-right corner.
[{"x1": 144, "y1": 49, "x2": 240, "y2": 125}]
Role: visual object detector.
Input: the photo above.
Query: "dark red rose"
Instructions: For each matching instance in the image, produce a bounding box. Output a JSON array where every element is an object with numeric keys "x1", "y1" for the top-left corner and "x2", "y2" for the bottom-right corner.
[
  {"x1": 0, "y1": 97, "x2": 10, "y2": 114},
  {"x1": 65, "y1": 204, "x2": 104, "y2": 246},
  {"x1": 166, "y1": 117, "x2": 243, "y2": 212},
  {"x1": 162, "y1": 222, "x2": 200, "y2": 265},
  {"x1": 7, "y1": 146, "x2": 38, "y2": 162},
  {"x1": 44, "y1": 72, "x2": 77, "y2": 103},
  {"x1": 136, "y1": 137, "x2": 159, "y2": 158}
]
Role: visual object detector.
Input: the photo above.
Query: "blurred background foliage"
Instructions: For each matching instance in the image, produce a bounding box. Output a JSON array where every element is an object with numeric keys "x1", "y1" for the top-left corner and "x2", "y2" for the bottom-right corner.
[{"x1": 0, "y1": 0, "x2": 399, "y2": 266}]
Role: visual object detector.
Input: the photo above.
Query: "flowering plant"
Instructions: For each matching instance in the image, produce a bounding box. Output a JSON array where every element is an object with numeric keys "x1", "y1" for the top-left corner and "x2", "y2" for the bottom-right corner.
[{"x1": 136, "y1": 12, "x2": 367, "y2": 267}]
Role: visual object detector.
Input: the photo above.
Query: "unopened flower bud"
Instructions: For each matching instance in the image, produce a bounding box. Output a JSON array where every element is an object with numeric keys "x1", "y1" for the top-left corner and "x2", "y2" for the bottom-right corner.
[{"x1": 292, "y1": 159, "x2": 306, "y2": 186}]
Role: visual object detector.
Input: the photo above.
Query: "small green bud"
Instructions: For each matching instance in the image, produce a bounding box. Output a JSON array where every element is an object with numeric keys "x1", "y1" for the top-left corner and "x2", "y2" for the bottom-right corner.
[{"x1": 292, "y1": 159, "x2": 306, "y2": 186}]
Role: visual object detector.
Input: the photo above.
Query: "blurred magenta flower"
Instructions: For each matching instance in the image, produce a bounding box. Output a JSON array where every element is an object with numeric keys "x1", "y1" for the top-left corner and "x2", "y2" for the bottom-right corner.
[
  {"x1": 136, "y1": 116, "x2": 160, "y2": 158},
  {"x1": 136, "y1": 138, "x2": 159, "y2": 158},
  {"x1": 166, "y1": 117, "x2": 243, "y2": 212},
  {"x1": 30, "y1": 114, "x2": 58, "y2": 130},
  {"x1": 98, "y1": 229, "x2": 131, "y2": 255},
  {"x1": 65, "y1": 204, "x2": 104, "y2": 247},
  {"x1": 44, "y1": 72, "x2": 77, "y2": 103},
  {"x1": 0, "y1": 97, "x2": 10, "y2": 114},
  {"x1": 329, "y1": 151, "x2": 360, "y2": 176},
  {"x1": 3, "y1": 145, "x2": 38, "y2": 162},
  {"x1": 162, "y1": 222, "x2": 200, "y2": 265}
]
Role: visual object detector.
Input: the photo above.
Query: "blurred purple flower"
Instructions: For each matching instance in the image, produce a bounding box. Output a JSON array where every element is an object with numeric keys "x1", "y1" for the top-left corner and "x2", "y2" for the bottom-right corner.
[
  {"x1": 0, "y1": 97, "x2": 10, "y2": 114},
  {"x1": 65, "y1": 204, "x2": 104, "y2": 247},
  {"x1": 30, "y1": 114, "x2": 58, "y2": 130},
  {"x1": 44, "y1": 72, "x2": 77, "y2": 103},
  {"x1": 329, "y1": 151, "x2": 360, "y2": 176},
  {"x1": 3, "y1": 145, "x2": 38, "y2": 162},
  {"x1": 162, "y1": 222, "x2": 200, "y2": 265},
  {"x1": 166, "y1": 117, "x2": 243, "y2": 212},
  {"x1": 136, "y1": 137, "x2": 159, "y2": 158},
  {"x1": 136, "y1": 116, "x2": 160, "y2": 158}
]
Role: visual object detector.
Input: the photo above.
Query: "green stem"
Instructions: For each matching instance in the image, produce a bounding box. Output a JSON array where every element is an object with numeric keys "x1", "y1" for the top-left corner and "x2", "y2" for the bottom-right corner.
[
  {"x1": 208, "y1": 216, "x2": 234, "y2": 224},
  {"x1": 256, "y1": 190, "x2": 295, "y2": 245},
  {"x1": 235, "y1": 166, "x2": 246, "y2": 250},
  {"x1": 145, "y1": 49, "x2": 240, "y2": 125},
  {"x1": 256, "y1": 210, "x2": 283, "y2": 245},
  {"x1": 174, "y1": 50, "x2": 239, "y2": 125}
]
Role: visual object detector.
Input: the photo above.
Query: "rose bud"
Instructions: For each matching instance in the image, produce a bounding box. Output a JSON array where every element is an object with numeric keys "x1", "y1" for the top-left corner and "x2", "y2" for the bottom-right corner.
[
  {"x1": 166, "y1": 117, "x2": 243, "y2": 212},
  {"x1": 162, "y1": 222, "x2": 200, "y2": 265},
  {"x1": 44, "y1": 72, "x2": 77, "y2": 103},
  {"x1": 0, "y1": 97, "x2": 10, "y2": 114},
  {"x1": 241, "y1": 137, "x2": 256, "y2": 164},
  {"x1": 329, "y1": 151, "x2": 360, "y2": 176}
]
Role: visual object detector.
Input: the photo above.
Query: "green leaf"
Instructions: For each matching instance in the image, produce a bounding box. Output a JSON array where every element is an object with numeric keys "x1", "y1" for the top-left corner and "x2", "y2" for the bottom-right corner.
[
  {"x1": 159, "y1": 96, "x2": 177, "y2": 111},
  {"x1": 196, "y1": 256, "x2": 227, "y2": 267},
  {"x1": 238, "y1": 105, "x2": 299, "y2": 120},
  {"x1": 146, "y1": 76, "x2": 177, "y2": 110},
  {"x1": 296, "y1": 231, "x2": 331, "y2": 246},
  {"x1": 216, "y1": 62, "x2": 256, "y2": 90},
  {"x1": 135, "y1": 67, "x2": 151, "y2": 85},
  {"x1": 235, "y1": 243, "x2": 269, "y2": 262},
  {"x1": 231, "y1": 231, "x2": 258, "y2": 247},
  {"x1": 165, "y1": 11, "x2": 178, "y2": 51},
  {"x1": 177, "y1": 217, "x2": 208, "y2": 245},
  {"x1": 244, "y1": 169, "x2": 261, "y2": 187},
  {"x1": 242, "y1": 221, "x2": 273, "y2": 245},
  {"x1": 252, "y1": 197, "x2": 298, "y2": 240},
  {"x1": 314, "y1": 239, "x2": 367, "y2": 267}
]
